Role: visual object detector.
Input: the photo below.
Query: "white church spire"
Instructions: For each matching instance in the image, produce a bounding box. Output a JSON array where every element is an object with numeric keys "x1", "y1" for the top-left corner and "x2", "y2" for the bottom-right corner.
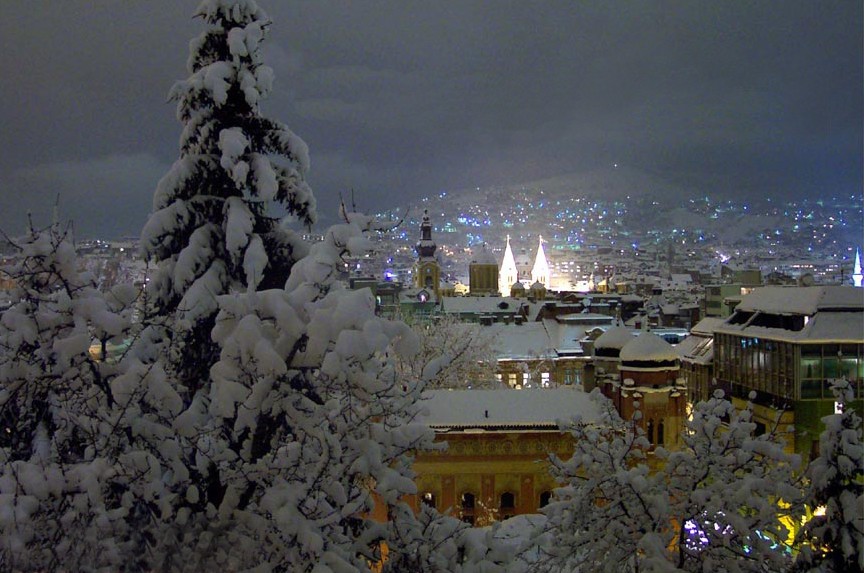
[
  {"x1": 499, "y1": 235, "x2": 518, "y2": 296},
  {"x1": 531, "y1": 234, "x2": 549, "y2": 287},
  {"x1": 853, "y1": 247, "x2": 863, "y2": 287}
]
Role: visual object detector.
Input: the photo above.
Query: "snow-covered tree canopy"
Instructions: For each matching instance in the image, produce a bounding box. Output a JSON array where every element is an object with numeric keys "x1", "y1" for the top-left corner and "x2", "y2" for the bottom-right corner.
[
  {"x1": 793, "y1": 379, "x2": 864, "y2": 573},
  {"x1": 141, "y1": 0, "x2": 316, "y2": 388},
  {"x1": 0, "y1": 222, "x2": 135, "y2": 571},
  {"x1": 530, "y1": 390, "x2": 803, "y2": 573}
]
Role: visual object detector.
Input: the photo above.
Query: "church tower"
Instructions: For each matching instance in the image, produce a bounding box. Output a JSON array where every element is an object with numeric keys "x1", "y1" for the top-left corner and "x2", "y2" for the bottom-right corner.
[
  {"x1": 469, "y1": 243, "x2": 499, "y2": 295},
  {"x1": 414, "y1": 210, "x2": 440, "y2": 299},
  {"x1": 531, "y1": 235, "x2": 550, "y2": 287},
  {"x1": 853, "y1": 247, "x2": 863, "y2": 288},
  {"x1": 499, "y1": 235, "x2": 518, "y2": 298}
]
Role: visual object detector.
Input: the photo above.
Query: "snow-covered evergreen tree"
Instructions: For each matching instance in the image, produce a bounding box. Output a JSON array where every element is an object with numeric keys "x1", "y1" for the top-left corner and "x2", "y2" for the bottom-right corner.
[
  {"x1": 118, "y1": 213, "x2": 437, "y2": 571},
  {"x1": 141, "y1": 0, "x2": 315, "y2": 390},
  {"x1": 529, "y1": 390, "x2": 802, "y2": 573},
  {"x1": 126, "y1": 3, "x2": 455, "y2": 569},
  {"x1": 0, "y1": 221, "x2": 135, "y2": 571},
  {"x1": 793, "y1": 378, "x2": 864, "y2": 573}
]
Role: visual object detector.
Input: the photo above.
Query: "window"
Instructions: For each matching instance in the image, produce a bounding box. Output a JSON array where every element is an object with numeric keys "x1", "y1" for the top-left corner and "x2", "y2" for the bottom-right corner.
[
  {"x1": 646, "y1": 419, "x2": 655, "y2": 445},
  {"x1": 539, "y1": 491, "x2": 552, "y2": 509},
  {"x1": 461, "y1": 492, "x2": 475, "y2": 524},
  {"x1": 421, "y1": 492, "x2": 436, "y2": 509},
  {"x1": 657, "y1": 421, "x2": 664, "y2": 446},
  {"x1": 500, "y1": 492, "x2": 516, "y2": 520}
]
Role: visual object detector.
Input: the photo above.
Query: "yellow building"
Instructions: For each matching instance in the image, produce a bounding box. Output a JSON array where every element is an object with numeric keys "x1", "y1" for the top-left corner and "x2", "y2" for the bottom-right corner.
[
  {"x1": 468, "y1": 243, "x2": 500, "y2": 296},
  {"x1": 410, "y1": 389, "x2": 600, "y2": 525}
]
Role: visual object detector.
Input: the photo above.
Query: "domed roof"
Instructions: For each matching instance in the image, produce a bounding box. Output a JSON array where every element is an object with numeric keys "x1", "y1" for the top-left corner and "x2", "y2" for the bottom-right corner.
[
  {"x1": 594, "y1": 327, "x2": 634, "y2": 350},
  {"x1": 620, "y1": 332, "x2": 678, "y2": 362},
  {"x1": 470, "y1": 244, "x2": 498, "y2": 265},
  {"x1": 511, "y1": 280, "x2": 526, "y2": 291},
  {"x1": 530, "y1": 280, "x2": 546, "y2": 290}
]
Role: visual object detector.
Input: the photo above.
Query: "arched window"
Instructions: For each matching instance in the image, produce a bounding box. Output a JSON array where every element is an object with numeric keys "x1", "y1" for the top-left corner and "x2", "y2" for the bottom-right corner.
[
  {"x1": 500, "y1": 492, "x2": 516, "y2": 520},
  {"x1": 539, "y1": 491, "x2": 552, "y2": 509},
  {"x1": 421, "y1": 492, "x2": 436, "y2": 509},
  {"x1": 657, "y1": 420, "x2": 665, "y2": 446},
  {"x1": 647, "y1": 419, "x2": 655, "y2": 445},
  {"x1": 461, "y1": 492, "x2": 476, "y2": 525}
]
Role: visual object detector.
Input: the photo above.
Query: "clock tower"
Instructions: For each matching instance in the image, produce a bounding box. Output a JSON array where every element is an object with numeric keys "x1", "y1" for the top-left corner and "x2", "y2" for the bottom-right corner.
[{"x1": 414, "y1": 210, "x2": 440, "y2": 299}]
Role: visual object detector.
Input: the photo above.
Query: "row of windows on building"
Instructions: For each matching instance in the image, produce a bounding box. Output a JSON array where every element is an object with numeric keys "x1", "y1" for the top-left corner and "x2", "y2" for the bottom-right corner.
[
  {"x1": 715, "y1": 335, "x2": 864, "y2": 402},
  {"x1": 420, "y1": 491, "x2": 553, "y2": 525},
  {"x1": 646, "y1": 419, "x2": 665, "y2": 445},
  {"x1": 496, "y1": 368, "x2": 583, "y2": 389}
]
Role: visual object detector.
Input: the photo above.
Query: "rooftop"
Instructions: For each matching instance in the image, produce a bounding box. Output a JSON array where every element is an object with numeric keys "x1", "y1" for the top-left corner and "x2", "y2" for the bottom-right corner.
[
  {"x1": 619, "y1": 332, "x2": 679, "y2": 362},
  {"x1": 420, "y1": 388, "x2": 599, "y2": 430}
]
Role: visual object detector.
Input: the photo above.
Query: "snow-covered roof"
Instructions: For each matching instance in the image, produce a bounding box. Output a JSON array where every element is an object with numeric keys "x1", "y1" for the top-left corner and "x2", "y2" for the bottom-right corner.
[
  {"x1": 551, "y1": 322, "x2": 587, "y2": 356},
  {"x1": 676, "y1": 334, "x2": 714, "y2": 365},
  {"x1": 661, "y1": 304, "x2": 679, "y2": 315},
  {"x1": 555, "y1": 313, "x2": 615, "y2": 325},
  {"x1": 420, "y1": 389, "x2": 599, "y2": 429},
  {"x1": 718, "y1": 311, "x2": 864, "y2": 343},
  {"x1": 716, "y1": 287, "x2": 864, "y2": 343},
  {"x1": 690, "y1": 317, "x2": 727, "y2": 336},
  {"x1": 801, "y1": 312, "x2": 864, "y2": 342},
  {"x1": 594, "y1": 326, "x2": 636, "y2": 350},
  {"x1": 440, "y1": 296, "x2": 523, "y2": 314},
  {"x1": 489, "y1": 322, "x2": 554, "y2": 361},
  {"x1": 619, "y1": 332, "x2": 678, "y2": 362},
  {"x1": 735, "y1": 286, "x2": 863, "y2": 315},
  {"x1": 439, "y1": 296, "x2": 543, "y2": 321}
]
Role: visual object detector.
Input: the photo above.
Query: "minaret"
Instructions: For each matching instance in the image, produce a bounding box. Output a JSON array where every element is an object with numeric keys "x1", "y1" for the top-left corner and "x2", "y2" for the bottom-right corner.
[
  {"x1": 853, "y1": 248, "x2": 863, "y2": 288},
  {"x1": 414, "y1": 210, "x2": 440, "y2": 298},
  {"x1": 499, "y1": 235, "x2": 518, "y2": 297},
  {"x1": 531, "y1": 235, "x2": 549, "y2": 287}
]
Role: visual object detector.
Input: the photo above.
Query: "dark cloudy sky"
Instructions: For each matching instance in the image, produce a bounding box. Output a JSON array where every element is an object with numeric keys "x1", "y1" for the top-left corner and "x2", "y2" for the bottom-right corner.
[{"x1": 1, "y1": 1, "x2": 861, "y2": 238}]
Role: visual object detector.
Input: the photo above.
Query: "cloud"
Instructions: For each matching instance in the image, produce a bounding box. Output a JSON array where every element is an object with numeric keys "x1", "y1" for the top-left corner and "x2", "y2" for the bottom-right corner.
[{"x1": 0, "y1": 153, "x2": 168, "y2": 239}]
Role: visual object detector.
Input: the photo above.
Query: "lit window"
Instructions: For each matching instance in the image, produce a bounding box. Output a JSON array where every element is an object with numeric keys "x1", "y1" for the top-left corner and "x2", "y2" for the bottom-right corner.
[{"x1": 421, "y1": 492, "x2": 436, "y2": 509}]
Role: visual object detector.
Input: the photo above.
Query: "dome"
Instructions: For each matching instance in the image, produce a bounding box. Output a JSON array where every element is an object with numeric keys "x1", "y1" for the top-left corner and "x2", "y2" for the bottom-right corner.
[
  {"x1": 594, "y1": 327, "x2": 634, "y2": 350},
  {"x1": 530, "y1": 280, "x2": 545, "y2": 290},
  {"x1": 619, "y1": 333, "x2": 678, "y2": 363}
]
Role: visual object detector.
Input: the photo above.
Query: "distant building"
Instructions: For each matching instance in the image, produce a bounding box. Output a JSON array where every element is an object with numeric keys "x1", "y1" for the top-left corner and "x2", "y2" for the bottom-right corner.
[
  {"x1": 531, "y1": 235, "x2": 550, "y2": 287},
  {"x1": 676, "y1": 317, "x2": 726, "y2": 404},
  {"x1": 853, "y1": 247, "x2": 863, "y2": 287},
  {"x1": 468, "y1": 243, "x2": 499, "y2": 296},
  {"x1": 596, "y1": 331, "x2": 687, "y2": 451},
  {"x1": 720, "y1": 265, "x2": 762, "y2": 286},
  {"x1": 704, "y1": 284, "x2": 756, "y2": 318},
  {"x1": 499, "y1": 236, "x2": 519, "y2": 298},
  {"x1": 413, "y1": 210, "x2": 441, "y2": 300}
]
